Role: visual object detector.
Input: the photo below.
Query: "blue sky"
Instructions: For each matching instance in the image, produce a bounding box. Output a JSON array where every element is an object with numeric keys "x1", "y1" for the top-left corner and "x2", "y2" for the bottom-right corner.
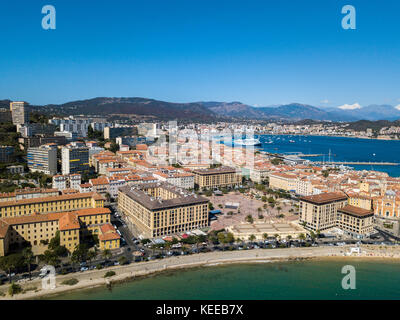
[{"x1": 0, "y1": 0, "x2": 400, "y2": 107}]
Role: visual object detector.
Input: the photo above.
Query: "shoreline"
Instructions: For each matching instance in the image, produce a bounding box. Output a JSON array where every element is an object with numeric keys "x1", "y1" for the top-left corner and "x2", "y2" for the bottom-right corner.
[
  {"x1": 2, "y1": 245, "x2": 400, "y2": 300},
  {"x1": 256, "y1": 133, "x2": 400, "y2": 141}
]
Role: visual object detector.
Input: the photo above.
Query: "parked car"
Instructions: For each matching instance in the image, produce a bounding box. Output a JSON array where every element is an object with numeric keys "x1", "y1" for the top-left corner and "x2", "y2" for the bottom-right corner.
[{"x1": 80, "y1": 267, "x2": 89, "y2": 272}]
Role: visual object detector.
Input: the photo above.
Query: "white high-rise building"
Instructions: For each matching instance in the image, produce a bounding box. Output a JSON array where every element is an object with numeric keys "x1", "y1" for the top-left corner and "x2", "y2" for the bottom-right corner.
[{"x1": 27, "y1": 144, "x2": 58, "y2": 175}]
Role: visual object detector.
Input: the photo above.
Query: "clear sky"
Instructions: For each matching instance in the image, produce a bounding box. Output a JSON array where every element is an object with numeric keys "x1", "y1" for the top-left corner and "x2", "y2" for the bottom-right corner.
[{"x1": 0, "y1": 0, "x2": 400, "y2": 107}]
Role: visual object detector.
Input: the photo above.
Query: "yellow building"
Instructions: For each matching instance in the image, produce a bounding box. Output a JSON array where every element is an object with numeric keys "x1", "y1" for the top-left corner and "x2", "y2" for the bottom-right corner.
[
  {"x1": 337, "y1": 205, "x2": 374, "y2": 238},
  {"x1": 192, "y1": 166, "x2": 241, "y2": 190},
  {"x1": 118, "y1": 183, "x2": 209, "y2": 238},
  {"x1": 347, "y1": 193, "x2": 373, "y2": 210},
  {"x1": 268, "y1": 172, "x2": 297, "y2": 191},
  {"x1": 299, "y1": 192, "x2": 348, "y2": 231},
  {"x1": 99, "y1": 223, "x2": 121, "y2": 250},
  {"x1": 0, "y1": 207, "x2": 119, "y2": 256},
  {"x1": 0, "y1": 192, "x2": 104, "y2": 218}
]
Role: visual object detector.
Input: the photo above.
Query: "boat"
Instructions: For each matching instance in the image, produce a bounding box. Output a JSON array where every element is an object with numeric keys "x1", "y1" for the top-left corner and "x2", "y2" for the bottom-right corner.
[
  {"x1": 289, "y1": 140, "x2": 295, "y2": 143},
  {"x1": 233, "y1": 138, "x2": 262, "y2": 146}
]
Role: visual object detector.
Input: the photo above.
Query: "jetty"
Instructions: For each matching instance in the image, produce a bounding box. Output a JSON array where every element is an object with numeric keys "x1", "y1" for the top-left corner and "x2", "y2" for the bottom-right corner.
[{"x1": 314, "y1": 161, "x2": 399, "y2": 166}]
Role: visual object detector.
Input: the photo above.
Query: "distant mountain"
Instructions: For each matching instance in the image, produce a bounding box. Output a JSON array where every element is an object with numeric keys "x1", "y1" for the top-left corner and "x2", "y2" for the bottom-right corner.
[
  {"x1": 4, "y1": 96, "x2": 400, "y2": 122},
  {"x1": 200, "y1": 102, "x2": 358, "y2": 121},
  {"x1": 31, "y1": 97, "x2": 217, "y2": 121},
  {"x1": 332, "y1": 104, "x2": 400, "y2": 121}
]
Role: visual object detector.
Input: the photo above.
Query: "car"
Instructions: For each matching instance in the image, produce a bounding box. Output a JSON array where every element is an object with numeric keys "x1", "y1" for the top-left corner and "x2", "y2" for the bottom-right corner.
[
  {"x1": 80, "y1": 267, "x2": 89, "y2": 272},
  {"x1": 114, "y1": 261, "x2": 119, "y2": 266}
]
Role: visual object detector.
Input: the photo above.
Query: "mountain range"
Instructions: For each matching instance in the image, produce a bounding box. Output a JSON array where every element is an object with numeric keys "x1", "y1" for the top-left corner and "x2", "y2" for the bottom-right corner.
[{"x1": 3, "y1": 97, "x2": 400, "y2": 122}]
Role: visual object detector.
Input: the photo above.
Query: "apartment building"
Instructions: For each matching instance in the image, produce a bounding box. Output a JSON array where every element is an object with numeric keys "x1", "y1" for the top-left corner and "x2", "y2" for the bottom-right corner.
[
  {"x1": 27, "y1": 143, "x2": 58, "y2": 175},
  {"x1": 336, "y1": 205, "x2": 374, "y2": 238},
  {"x1": 0, "y1": 207, "x2": 119, "y2": 256},
  {"x1": 52, "y1": 174, "x2": 82, "y2": 191},
  {"x1": 299, "y1": 192, "x2": 348, "y2": 231},
  {"x1": 192, "y1": 166, "x2": 241, "y2": 189},
  {"x1": 0, "y1": 192, "x2": 104, "y2": 219},
  {"x1": 269, "y1": 172, "x2": 297, "y2": 192},
  {"x1": 0, "y1": 146, "x2": 15, "y2": 163},
  {"x1": 10, "y1": 101, "x2": 29, "y2": 126},
  {"x1": 153, "y1": 168, "x2": 195, "y2": 189},
  {"x1": 118, "y1": 183, "x2": 209, "y2": 238},
  {"x1": 0, "y1": 188, "x2": 59, "y2": 203},
  {"x1": 62, "y1": 142, "x2": 89, "y2": 175}
]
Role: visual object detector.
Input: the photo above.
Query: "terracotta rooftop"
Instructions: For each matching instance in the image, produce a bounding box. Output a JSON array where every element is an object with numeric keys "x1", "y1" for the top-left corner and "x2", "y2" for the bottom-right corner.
[
  {"x1": 0, "y1": 192, "x2": 104, "y2": 208},
  {"x1": 338, "y1": 205, "x2": 374, "y2": 217},
  {"x1": 300, "y1": 192, "x2": 347, "y2": 205}
]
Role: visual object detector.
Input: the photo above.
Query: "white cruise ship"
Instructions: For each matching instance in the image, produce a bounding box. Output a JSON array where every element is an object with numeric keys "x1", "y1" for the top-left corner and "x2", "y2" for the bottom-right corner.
[{"x1": 233, "y1": 138, "x2": 261, "y2": 146}]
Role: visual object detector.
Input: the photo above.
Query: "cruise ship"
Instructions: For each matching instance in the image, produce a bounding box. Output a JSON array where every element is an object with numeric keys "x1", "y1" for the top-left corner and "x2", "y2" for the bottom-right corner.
[{"x1": 233, "y1": 138, "x2": 262, "y2": 146}]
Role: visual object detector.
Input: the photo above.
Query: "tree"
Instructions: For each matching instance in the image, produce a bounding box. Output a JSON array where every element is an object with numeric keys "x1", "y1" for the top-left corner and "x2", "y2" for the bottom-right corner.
[
  {"x1": 71, "y1": 244, "x2": 89, "y2": 264},
  {"x1": 298, "y1": 233, "x2": 306, "y2": 242},
  {"x1": 249, "y1": 234, "x2": 256, "y2": 242},
  {"x1": 277, "y1": 206, "x2": 282, "y2": 215},
  {"x1": 263, "y1": 233, "x2": 269, "y2": 241},
  {"x1": 42, "y1": 250, "x2": 60, "y2": 266},
  {"x1": 0, "y1": 253, "x2": 24, "y2": 283},
  {"x1": 87, "y1": 250, "x2": 97, "y2": 267},
  {"x1": 245, "y1": 215, "x2": 254, "y2": 224},
  {"x1": 22, "y1": 247, "x2": 34, "y2": 280},
  {"x1": 102, "y1": 249, "x2": 112, "y2": 261}
]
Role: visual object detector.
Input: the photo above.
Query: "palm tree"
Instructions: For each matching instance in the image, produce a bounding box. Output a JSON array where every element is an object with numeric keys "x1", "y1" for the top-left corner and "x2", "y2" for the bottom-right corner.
[
  {"x1": 274, "y1": 233, "x2": 280, "y2": 243},
  {"x1": 22, "y1": 247, "x2": 34, "y2": 280},
  {"x1": 277, "y1": 206, "x2": 282, "y2": 215},
  {"x1": 249, "y1": 234, "x2": 256, "y2": 242},
  {"x1": 263, "y1": 233, "x2": 269, "y2": 241},
  {"x1": 298, "y1": 233, "x2": 306, "y2": 243}
]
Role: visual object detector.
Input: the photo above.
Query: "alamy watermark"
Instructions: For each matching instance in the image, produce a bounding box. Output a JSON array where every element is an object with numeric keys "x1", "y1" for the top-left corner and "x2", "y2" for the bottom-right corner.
[
  {"x1": 341, "y1": 265, "x2": 356, "y2": 290},
  {"x1": 41, "y1": 5, "x2": 56, "y2": 30}
]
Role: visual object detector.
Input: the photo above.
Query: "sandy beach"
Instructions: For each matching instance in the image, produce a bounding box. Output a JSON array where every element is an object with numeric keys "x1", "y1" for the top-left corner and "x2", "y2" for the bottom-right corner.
[{"x1": 1, "y1": 245, "x2": 399, "y2": 300}]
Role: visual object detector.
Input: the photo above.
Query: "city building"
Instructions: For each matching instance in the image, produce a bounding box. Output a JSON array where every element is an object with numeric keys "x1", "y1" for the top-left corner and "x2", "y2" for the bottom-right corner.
[
  {"x1": 62, "y1": 142, "x2": 90, "y2": 175},
  {"x1": 299, "y1": 192, "x2": 348, "y2": 231},
  {"x1": 18, "y1": 135, "x2": 67, "y2": 150},
  {"x1": 0, "y1": 192, "x2": 104, "y2": 219},
  {"x1": 27, "y1": 143, "x2": 58, "y2": 175},
  {"x1": 0, "y1": 146, "x2": 15, "y2": 163},
  {"x1": 0, "y1": 188, "x2": 59, "y2": 203},
  {"x1": 153, "y1": 168, "x2": 195, "y2": 189},
  {"x1": 6, "y1": 165, "x2": 24, "y2": 174},
  {"x1": 118, "y1": 183, "x2": 209, "y2": 238},
  {"x1": 336, "y1": 205, "x2": 374, "y2": 238},
  {"x1": 104, "y1": 126, "x2": 138, "y2": 140},
  {"x1": 0, "y1": 207, "x2": 119, "y2": 256},
  {"x1": 192, "y1": 166, "x2": 241, "y2": 190},
  {"x1": 10, "y1": 101, "x2": 29, "y2": 126},
  {"x1": 52, "y1": 174, "x2": 82, "y2": 191}
]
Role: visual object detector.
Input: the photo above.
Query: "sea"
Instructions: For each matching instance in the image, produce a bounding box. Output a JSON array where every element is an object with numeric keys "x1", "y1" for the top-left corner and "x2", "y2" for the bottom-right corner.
[
  {"x1": 50, "y1": 260, "x2": 400, "y2": 300},
  {"x1": 51, "y1": 135, "x2": 400, "y2": 300},
  {"x1": 257, "y1": 135, "x2": 400, "y2": 177}
]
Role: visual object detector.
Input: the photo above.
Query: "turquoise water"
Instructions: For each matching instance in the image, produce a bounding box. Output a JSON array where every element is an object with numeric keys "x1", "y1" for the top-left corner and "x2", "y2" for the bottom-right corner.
[
  {"x1": 51, "y1": 260, "x2": 400, "y2": 300},
  {"x1": 258, "y1": 135, "x2": 400, "y2": 177}
]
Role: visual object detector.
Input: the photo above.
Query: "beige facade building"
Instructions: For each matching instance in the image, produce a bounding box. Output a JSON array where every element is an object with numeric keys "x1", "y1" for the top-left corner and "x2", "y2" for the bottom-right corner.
[
  {"x1": 192, "y1": 166, "x2": 241, "y2": 189},
  {"x1": 10, "y1": 101, "x2": 29, "y2": 126},
  {"x1": 118, "y1": 183, "x2": 209, "y2": 238},
  {"x1": 336, "y1": 205, "x2": 374, "y2": 238},
  {"x1": 299, "y1": 192, "x2": 348, "y2": 231}
]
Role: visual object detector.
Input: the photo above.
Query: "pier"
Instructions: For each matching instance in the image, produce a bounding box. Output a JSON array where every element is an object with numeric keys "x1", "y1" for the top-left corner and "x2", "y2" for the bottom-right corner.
[{"x1": 314, "y1": 161, "x2": 399, "y2": 166}]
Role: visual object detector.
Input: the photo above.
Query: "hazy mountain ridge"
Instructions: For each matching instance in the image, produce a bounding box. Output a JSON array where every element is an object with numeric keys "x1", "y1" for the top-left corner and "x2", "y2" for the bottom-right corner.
[{"x1": 3, "y1": 97, "x2": 400, "y2": 122}]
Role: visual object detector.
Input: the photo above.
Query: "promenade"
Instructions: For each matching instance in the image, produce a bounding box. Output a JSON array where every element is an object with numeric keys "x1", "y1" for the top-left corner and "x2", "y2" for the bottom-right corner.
[{"x1": 0, "y1": 245, "x2": 389, "y2": 300}]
